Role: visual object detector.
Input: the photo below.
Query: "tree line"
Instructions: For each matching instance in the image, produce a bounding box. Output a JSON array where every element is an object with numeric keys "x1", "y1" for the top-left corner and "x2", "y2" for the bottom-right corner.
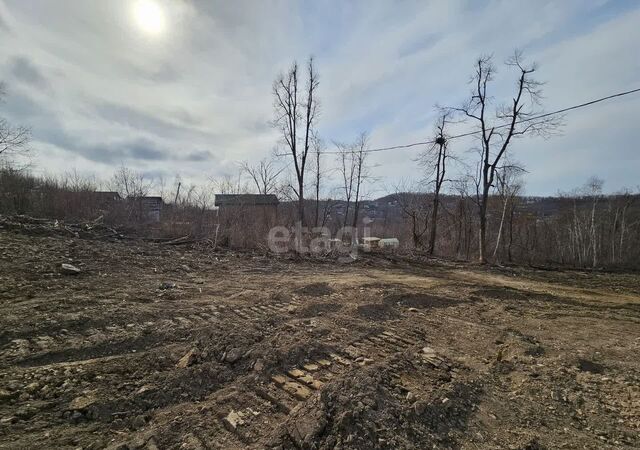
[{"x1": 1, "y1": 52, "x2": 638, "y2": 267}]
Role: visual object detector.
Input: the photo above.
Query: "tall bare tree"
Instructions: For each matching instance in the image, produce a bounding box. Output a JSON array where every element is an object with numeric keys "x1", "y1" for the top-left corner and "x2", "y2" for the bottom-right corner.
[
  {"x1": 418, "y1": 112, "x2": 453, "y2": 255},
  {"x1": 309, "y1": 134, "x2": 326, "y2": 227},
  {"x1": 335, "y1": 132, "x2": 370, "y2": 228},
  {"x1": 492, "y1": 164, "x2": 524, "y2": 261},
  {"x1": 351, "y1": 132, "x2": 369, "y2": 228},
  {"x1": 452, "y1": 51, "x2": 560, "y2": 263},
  {"x1": 0, "y1": 83, "x2": 30, "y2": 168},
  {"x1": 272, "y1": 57, "x2": 319, "y2": 225}
]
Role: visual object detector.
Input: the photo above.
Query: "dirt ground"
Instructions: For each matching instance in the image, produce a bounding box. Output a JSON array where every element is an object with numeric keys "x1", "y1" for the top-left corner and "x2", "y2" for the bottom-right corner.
[{"x1": 1, "y1": 222, "x2": 639, "y2": 449}]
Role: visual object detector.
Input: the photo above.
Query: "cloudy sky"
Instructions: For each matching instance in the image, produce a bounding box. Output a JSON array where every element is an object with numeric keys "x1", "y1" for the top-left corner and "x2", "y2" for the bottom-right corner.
[{"x1": 0, "y1": 0, "x2": 638, "y2": 196}]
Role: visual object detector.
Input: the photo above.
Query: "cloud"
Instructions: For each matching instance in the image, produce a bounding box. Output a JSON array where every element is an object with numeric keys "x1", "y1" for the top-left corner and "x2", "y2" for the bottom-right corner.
[
  {"x1": 0, "y1": 0, "x2": 638, "y2": 195},
  {"x1": 8, "y1": 56, "x2": 48, "y2": 89}
]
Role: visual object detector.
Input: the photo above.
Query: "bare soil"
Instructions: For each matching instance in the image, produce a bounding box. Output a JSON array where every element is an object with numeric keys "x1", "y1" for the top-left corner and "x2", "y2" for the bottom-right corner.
[{"x1": 1, "y1": 224, "x2": 639, "y2": 449}]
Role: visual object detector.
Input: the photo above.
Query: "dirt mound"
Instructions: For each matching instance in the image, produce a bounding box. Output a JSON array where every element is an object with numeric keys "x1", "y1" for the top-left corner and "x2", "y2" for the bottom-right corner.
[
  {"x1": 297, "y1": 282, "x2": 334, "y2": 297},
  {"x1": 383, "y1": 292, "x2": 462, "y2": 309},
  {"x1": 356, "y1": 303, "x2": 400, "y2": 321},
  {"x1": 299, "y1": 302, "x2": 343, "y2": 318},
  {"x1": 271, "y1": 358, "x2": 483, "y2": 449}
]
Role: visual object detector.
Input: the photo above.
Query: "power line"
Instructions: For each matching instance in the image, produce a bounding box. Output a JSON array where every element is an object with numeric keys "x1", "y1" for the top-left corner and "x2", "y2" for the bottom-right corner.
[{"x1": 276, "y1": 87, "x2": 640, "y2": 156}]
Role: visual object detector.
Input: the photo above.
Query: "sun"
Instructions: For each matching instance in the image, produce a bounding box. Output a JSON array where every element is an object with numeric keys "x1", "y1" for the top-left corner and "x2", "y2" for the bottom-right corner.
[{"x1": 132, "y1": 0, "x2": 166, "y2": 35}]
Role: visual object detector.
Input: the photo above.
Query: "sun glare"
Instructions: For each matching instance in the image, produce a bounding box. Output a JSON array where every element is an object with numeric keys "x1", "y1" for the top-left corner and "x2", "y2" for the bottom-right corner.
[{"x1": 132, "y1": 0, "x2": 166, "y2": 35}]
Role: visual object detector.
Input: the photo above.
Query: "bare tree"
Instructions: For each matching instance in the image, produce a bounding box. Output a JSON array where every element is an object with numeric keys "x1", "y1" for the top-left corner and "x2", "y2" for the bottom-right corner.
[
  {"x1": 451, "y1": 51, "x2": 561, "y2": 263},
  {"x1": 351, "y1": 132, "x2": 370, "y2": 228},
  {"x1": 418, "y1": 112, "x2": 453, "y2": 255},
  {"x1": 240, "y1": 158, "x2": 284, "y2": 195},
  {"x1": 272, "y1": 57, "x2": 319, "y2": 225},
  {"x1": 309, "y1": 134, "x2": 328, "y2": 227},
  {"x1": 111, "y1": 165, "x2": 152, "y2": 198},
  {"x1": 394, "y1": 186, "x2": 430, "y2": 249},
  {"x1": 0, "y1": 83, "x2": 30, "y2": 168},
  {"x1": 335, "y1": 141, "x2": 356, "y2": 227},
  {"x1": 212, "y1": 172, "x2": 249, "y2": 195},
  {"x1": 492, "y1": 164, "x2": 524, "y2": 261},
  {"x1": 335, "y1": 132, "x2": 371, "y2": 228}
]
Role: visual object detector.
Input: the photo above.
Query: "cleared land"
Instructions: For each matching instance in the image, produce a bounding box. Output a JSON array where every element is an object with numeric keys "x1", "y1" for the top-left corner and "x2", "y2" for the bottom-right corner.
[{"x1": 0, "y1": 223, "x2": 639, "y2": 449}]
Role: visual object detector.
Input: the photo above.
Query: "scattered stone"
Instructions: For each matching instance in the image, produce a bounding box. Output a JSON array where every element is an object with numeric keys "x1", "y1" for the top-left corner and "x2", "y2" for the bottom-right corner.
[
  {"x1": 25, "y1": 382, "x2": 40, "y2": 393},
  {"x1": 222, "y1": 410, "x2": 245, "y2": 430},
  {"x1": 69, "y1": 393, "x2": 98, "y2": 411},
  {"x1": 422, "y1": 346, "x2": 436, "y2": 356},
  {"x1": 287, "y1": 403, "x2": 328, "y2": 448},
  {"x1": 176, "y1": 348, "x2": 200, "y2": 368},
  {"x1": 136, "y1": 384, "x2": 156, "y2": 395},
  {"x1": 160, "y1": 282, "x2": 177, "y2": 290},
  {"x1": 131, "y1": 414, "x2": 147, "y2": 430},
  {"x1": 408, "y1": 307, "x2": 419, "y2": 312},
  {"x1": 224, "y1": 348, "x2": 243, "y2": 363},
  {"x1": 60, "y1": 263, "x2": 81, "y2": 275},
  {"x1": 253, "y1": 359, "x2": 265, "y2": 372},
  {"x1": 0, "y1": 389, "x2": 16, "y2": 401}
]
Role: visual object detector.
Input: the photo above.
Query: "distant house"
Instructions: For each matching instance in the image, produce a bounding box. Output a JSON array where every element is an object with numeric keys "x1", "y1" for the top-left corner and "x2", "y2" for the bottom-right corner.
[
  {"x1": 126, "y1": 196, "x2": 163, "y2": 222},
  {"x1": 214, "y1": 194, "x2": 279, "y2": 208},
  {"x1": 214, "y1": 194, "x2": 280, "y2": 247},
  {"x1": 93, "y1": 191, "x2": 122, "y2": 207},
  {"x1": 215, "y1": 193, "x2": 279, "y2": 223},
  {"x1": 139, "y1": 196, "x2": 163, "y2": 222}
]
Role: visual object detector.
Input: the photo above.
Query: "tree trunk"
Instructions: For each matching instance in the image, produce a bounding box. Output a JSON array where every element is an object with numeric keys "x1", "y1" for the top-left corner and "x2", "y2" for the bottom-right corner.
[
  {"x1": 297, "y1": 179, "x2": 305, "y2": 226},
  {"x1": 493, "y1": 196, "x2": 509, "y2": 260},
  {"x1": 428, "y1": 194, "x2": 439, "y2": 255}
]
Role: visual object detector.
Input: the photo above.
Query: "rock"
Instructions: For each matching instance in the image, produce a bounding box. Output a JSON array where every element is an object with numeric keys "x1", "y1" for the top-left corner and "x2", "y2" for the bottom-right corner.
[
  {"x1": 69, "y1": 394, "x2": 97, "y2": 410},
  {"x1": 408, "y1": 307, "x2": 419, "y2": 312},
  {"x1": 136, "y1": 384, "x2": 157, "y2": 395},
  {"x1": 61, "y1": 263, "x2": 81, "y2": 275},
  {"x1": 25, "y1": 382, "x2": 40, "y2": 393},
  {"x1": 131, "y1": 414, "x2": 147, "y2": 430},
  {"x1": 287, "y1": 305, "x2": 297, "y2": 314},
  {"x1": 180, "y1": 433, "x2": 205, "y2": 449},
  {"x1": 176, "y1": 348, "x2": 199, "y2": 368},
  {"x1": 222, "y1": 410, "x2": 245, "y2": 430},
  {"x1": 224, "y1": 348, "x2": 243, "y2": 364},
  {"x1": 253, "y1": 359, "x2": 265, "y2": 372},
  {"x1": 422, "y1": 346, "x2": 436, "y2": 356},
  {"x1": 0, "y1": 389, "x2": 16, "y2": 401},
  {"x1": 160, "y1": 281, "x2": 177, "y2": 290},
  {"x1": 413, "y1": 400, "x2": 428, "y2": 415},
  {"x1": 406, "y1": 392, "x2": 416, "y2": 402},
  {"x1": 287, "y1": 403, "x2": 327, "y2": 448},
  {"x1": 70, "y1": 410, "x2": 84, "y2": 423},
  {"x1": 15, "y1": 406, "x2": 37, "y2": 420}
]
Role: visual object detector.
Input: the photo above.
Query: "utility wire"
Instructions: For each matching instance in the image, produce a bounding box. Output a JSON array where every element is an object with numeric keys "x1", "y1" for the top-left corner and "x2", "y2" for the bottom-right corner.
[{"x1": 276, "y1": 87, "x2": 640, "y2": 156}]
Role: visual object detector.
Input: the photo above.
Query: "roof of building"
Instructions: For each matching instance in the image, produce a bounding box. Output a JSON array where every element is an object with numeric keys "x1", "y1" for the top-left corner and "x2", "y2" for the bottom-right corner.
[{"x1": 215, "y1": 194, "x2": 279, "y2": 207}]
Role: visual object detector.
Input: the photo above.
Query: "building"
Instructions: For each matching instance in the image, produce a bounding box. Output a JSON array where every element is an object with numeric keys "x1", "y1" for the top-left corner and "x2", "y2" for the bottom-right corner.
[
  {"x1": 214, "y1": 194, "x2": 280, "y2": 247},
  {"x1": 214, "y1": 194, "x2": 279, "y2": 209}
]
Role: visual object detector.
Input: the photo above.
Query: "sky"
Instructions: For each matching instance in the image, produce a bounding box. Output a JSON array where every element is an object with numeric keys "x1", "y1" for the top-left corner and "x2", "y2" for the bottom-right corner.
[{"x1": 0, "y1": 0, "x2": 638, "y2": 197}]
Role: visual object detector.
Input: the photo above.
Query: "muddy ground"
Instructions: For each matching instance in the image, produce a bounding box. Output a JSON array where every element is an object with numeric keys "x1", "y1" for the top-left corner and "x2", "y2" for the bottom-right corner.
[{"x1": 0, "y1": 222, "x2": 639, "y2": 449}]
